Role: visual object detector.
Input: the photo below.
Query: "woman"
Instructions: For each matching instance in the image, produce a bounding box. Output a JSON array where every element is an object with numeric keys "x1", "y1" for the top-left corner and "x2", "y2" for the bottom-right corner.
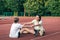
[{"x1": 21, "y1": 15, "x2": 45, "y2": 37}]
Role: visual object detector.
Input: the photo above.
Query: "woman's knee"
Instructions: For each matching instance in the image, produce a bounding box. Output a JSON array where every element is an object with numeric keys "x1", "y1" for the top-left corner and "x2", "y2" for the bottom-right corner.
[{"x1": 39, "y1": 30, "x2": 45, "y2": 36}]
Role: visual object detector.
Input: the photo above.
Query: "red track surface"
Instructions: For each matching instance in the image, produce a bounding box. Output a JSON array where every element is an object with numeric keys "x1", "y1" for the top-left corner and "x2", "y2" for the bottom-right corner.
[{"x1": 0, "y1": 17, "x2": 60, "y2": 40}]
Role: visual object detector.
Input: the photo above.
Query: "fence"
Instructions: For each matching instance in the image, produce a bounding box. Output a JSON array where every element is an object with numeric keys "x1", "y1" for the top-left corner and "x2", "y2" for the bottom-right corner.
[{"x1": 0, "y1": 11, "x2": 60, "y2": 16}]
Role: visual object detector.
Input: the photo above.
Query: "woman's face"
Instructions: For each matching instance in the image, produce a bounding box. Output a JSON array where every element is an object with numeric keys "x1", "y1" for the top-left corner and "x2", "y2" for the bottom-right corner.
[{"x1": 35, "y1": 15, "x2": 40, "y2": 21}]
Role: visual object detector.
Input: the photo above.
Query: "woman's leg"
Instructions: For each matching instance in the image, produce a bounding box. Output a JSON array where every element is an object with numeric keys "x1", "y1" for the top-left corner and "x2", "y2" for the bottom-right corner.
[
  {"x1": 39, "y1": 29, "x2": 45, "y2": 36},
  {"x1": 39, "y1": 26, "x2": 45, "y2": 36},
  {"x1": 34, "y1": 29, "x2": 39, "y2": 37},
  {"x1": 20, "y1": 28, "x2": 35, "y2": 34}
]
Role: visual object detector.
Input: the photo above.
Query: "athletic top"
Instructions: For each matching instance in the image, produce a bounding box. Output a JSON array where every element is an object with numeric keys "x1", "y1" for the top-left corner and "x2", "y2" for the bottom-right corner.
[
  {"x1": 9, "y1": 23, "x2": 23, "y2": 38},
  {"x1": 32, "y1": 19, "x2": 43, "y2": 30}
]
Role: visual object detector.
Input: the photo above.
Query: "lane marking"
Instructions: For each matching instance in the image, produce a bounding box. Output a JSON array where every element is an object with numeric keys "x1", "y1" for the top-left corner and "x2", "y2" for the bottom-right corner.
[{"x1": 30, "y1": 31, "x2": 60, "y2": 40}]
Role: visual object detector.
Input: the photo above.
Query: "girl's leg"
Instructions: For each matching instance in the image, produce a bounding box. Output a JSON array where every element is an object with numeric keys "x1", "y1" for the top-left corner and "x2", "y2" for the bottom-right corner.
[
  {"x1": 20, "y1": 28, "x2": 26, "y2": 34},
  {"x1": 18, "y1": 32, "x2": 20, "y2": 38}
]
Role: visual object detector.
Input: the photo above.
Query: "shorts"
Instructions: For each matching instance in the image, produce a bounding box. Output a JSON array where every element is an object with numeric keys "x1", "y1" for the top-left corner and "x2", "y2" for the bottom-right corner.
[
  {"x1": 18, "y1": 32, "x2": 20, "y2": 38},
  {"x1": 34, "y1": 29, "x2": 45, "y2": 36},
  {"x1": 34, "y1": 29, "x2": 40, "y2": 36}
]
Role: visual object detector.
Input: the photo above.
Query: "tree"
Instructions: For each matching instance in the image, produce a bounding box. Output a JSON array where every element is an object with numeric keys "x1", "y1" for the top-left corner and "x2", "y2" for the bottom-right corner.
[
  {"x1": 5, "y1": 0, "x2": 18, "y2": 16},
  {"x1": 0, "y1": 0, "x2": 6, "y2": 15},
  {"x1": 23, "y1": 0, "x2": 48, "y2": 16},
  {"x1": 6, "y1": 0, "x2": 25, "y2": 16},
  {"x1": 46, "y1": 0, "x2": 60, "y2": 16},
  {"x1": 24, "y1": 0, "x2": 39, "y2": 16}
]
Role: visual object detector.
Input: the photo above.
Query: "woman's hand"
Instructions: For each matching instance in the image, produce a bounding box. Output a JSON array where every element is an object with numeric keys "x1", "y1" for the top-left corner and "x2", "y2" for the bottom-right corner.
[{"x1": 31, "y1": 25, "x2": 35, "y2": 27}]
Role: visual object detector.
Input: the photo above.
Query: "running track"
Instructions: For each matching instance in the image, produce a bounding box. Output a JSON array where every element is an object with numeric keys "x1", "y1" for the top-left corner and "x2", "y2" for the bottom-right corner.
[{"x1": 0, "y1": 17, "x2": 60, "y2": 40}]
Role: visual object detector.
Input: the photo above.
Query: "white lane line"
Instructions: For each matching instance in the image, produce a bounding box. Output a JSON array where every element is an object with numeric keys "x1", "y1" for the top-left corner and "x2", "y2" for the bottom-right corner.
[{"x1": 30, "y1": 31, "x2": 60, "y2": 40}]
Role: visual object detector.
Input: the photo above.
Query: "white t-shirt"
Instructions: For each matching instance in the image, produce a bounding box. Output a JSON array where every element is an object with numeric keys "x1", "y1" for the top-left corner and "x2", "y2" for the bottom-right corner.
[
  {"x1": 32, "y1": 19, "x2": 44, "y2": 30},
  {"x1": 9, "y1": 23, "x2": 23, "y2": 38}
]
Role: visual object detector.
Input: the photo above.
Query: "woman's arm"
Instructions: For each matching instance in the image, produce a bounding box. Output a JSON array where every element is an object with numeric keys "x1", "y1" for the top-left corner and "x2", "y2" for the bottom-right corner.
[
  {"x1": 22, "y1": 22, "x2": 33, "y2": 28},
  {"x1": 35, "y1": 24, "x2": 41, "y2": 26},
  {"x1": 34, "y1": 20, "x2": 42, "y2": 26},
  {"x1": 24, "y1": 22, "x2": 33, "y2": 25},
  {"x1": 31, "y1": 24, "x2": 41, "y2": 27}
]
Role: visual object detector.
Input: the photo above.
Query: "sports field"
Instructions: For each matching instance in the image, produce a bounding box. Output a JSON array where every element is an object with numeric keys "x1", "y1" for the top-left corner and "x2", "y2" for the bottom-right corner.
[{"x1": 0, "y1": 17, "x2": 60, "y2": 40}]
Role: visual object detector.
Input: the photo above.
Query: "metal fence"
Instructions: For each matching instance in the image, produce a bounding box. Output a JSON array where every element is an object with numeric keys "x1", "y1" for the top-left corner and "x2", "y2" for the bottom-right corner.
[{"x1": 0, "y1": 11, "x2": 60, "y2": 16}]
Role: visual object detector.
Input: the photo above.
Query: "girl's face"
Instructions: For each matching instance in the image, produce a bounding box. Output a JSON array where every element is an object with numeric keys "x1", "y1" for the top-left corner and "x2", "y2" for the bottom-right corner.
[{"x1": 35, "y1": 15, "x2": 40, "y2": 21}]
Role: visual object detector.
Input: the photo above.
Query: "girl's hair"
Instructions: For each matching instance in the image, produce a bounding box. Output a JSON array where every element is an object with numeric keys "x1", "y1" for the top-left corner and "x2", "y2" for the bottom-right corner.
[
  {"x1": 14, "y1": 17, "x2": 19, "y2": 23},
  {"x1": 36, "y1": 15, "x2": 41, "y2": 21}
]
